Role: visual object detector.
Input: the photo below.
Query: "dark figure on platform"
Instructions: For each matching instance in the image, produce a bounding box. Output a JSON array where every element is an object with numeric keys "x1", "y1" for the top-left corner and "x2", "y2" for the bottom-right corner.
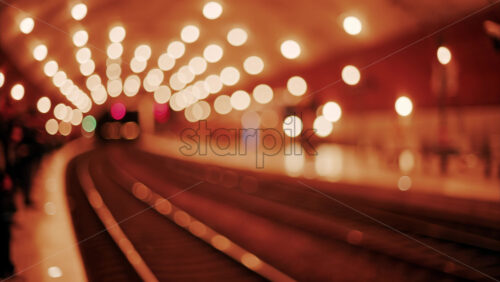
[{"x1": 0, "y1": 116, "x2": 16, "y2": 278}]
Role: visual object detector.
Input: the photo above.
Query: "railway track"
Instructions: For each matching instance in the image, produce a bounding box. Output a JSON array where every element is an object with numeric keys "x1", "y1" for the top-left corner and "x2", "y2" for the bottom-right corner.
[{"x1": 66, "y1": 145, "x2": 500, "y2": 281}]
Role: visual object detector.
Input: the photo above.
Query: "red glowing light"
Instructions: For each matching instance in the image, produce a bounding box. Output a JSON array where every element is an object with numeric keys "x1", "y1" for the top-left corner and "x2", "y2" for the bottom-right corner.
[
  {"x1": 111, "y1": 102, "x2": 126, "y2": 120},
  {"x1": 154, "y1": 103, "x2": 170, "y2": 123}
]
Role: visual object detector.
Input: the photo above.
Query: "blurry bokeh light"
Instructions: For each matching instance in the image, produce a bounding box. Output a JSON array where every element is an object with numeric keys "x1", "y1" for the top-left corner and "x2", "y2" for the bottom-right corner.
[
  {"x1": 109, "y1": 26, "x2": 126, "y2": 43},
  {"x1": 280, "y1": 40, "x2": 301, "y2": 59},
  {"x1": 167, "y1": 41, "x2": 186, "y2": 59},
  {"x1": 220, "y1": 66, "x2": 240, "y2": 86},
  {"x1": 82, "y1": 115, "x2": 97, "y2": 132},
  {"x1": 395, "y1": 96, "x2": 413, "y2": 116},
  {"x1": 71, "y1": 3, "x2": 87, "y2": 21},
  {"x1": 313, "y1": 116, "x2": 333, "y2": 137},
  {"x1": 322, "y1": 102, "x2": 342, "y2": 122},
  {"x1": 72, "y1": 30, "x2": 88, "y2": 47},
  {"x1": 287, "y1": 76, "x2": 307, "y2": 96},
  {"x1": 343, "y1": 16, "x2": 362, "y2": 35},
  {"x1": 214, "y1": 95, "x2": 232, "y2": 115},
  {"x1": 10, "y1": 84, "x2": 25, "y2": 100},
  {"x1": 252, "y1": 84, "x2": 273, "y2": 104},
  {"x1": 45, "y1": 119, "x2": 58, "y2": 135},
  {"x1": 19, "y1": 17, "x2": 34, "y2": 34},
  {"x1": 282, "y1": 115, "x2": 303, "y2": 137},
  {"x1": 181, "y1": 25, "x2": 200, "y2": 43},
  {"x1": 203, "y1": 44, "x2": 223, "y2": 63},
  {"x1": 203, "y1": 2, "x2": 223, "y2": 20},
  {"x1": 44, "y1": 60, "x2": 58, "y2": 77},
  {"x1": 37, "y1": 96, "x2": 51, "y2": 113},
  {"x1": 230, "y1": 90, "x2": 251, "y2": 111},
  {"x1": 341, "y1": 65, "x2": 361, "y2": 85},
  {"x1": 111, "y1": 102, "x2": 126, "y2": 120},
  {"x1": 243, "y1": 56, "x2": 264, "y2": 75},
  {"x1": 227, "y1": 28, "x2": 248, "y2": 46},
  {"x1": 437, "y1": 46, "x2": 452, "y2": 65},
  {"x1": 33, "y1": 44, "x2": 48, "y2": 61}
]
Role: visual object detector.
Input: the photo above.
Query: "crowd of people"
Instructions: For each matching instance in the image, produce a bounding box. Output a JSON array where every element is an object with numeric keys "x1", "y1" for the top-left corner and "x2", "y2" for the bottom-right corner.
[{"x1": 0, "y1": 111, "x2": 56, "y2": 278}]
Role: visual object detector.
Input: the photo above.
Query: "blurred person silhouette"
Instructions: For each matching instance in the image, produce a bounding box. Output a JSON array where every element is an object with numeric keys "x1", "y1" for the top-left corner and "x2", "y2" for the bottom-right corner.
[
  {"x1": 8, "y1": 120, "x2": 41, "y2": 207},
  {"x1": 0, "y1": 114, "x2": 16, "y2": 278}
]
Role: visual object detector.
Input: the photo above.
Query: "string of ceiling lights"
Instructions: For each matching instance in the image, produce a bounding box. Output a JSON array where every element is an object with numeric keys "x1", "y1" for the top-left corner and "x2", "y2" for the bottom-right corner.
[{"x1": 1, "y1": 1, "x2": 453, "y2": 138}]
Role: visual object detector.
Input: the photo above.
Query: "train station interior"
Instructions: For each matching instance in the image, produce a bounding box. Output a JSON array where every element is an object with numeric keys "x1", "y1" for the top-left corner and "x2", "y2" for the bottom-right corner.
[{"x1": 1, "y1": 0, "x2": 500, "y2": 281}]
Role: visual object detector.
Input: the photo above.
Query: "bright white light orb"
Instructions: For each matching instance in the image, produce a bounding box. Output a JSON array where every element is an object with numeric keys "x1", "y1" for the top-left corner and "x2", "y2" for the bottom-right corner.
[
  {"x1": 280, "y1": 40, "x2": 301, "y2": 59},
  {"x1": 44, "y1": 60, "x2": 58, "y2": 77},
  {"x1": 287, "y1": 76, "x2": 307, "y2": 96},
  {"x1": 341, "y1": 65, "x2": 361, "y2": 85},
  {"x1": 395, "y1": 96, "x2": 413, "y2": 117},
  {"x1": 10, "y1": 84, "x2": 24, "y2": 100},
  {"x1": 203, "y1": 2, "x2": 223, "y2": 20},
  {"x1": 252, "y1": 84, "x2": 273, "y2": 104},
  {"x1": 181, "y1": 25, "x2": 200, "y2": 43},
  {"x1": 282, "y1": 115, "x2": 303, "y2": 137},
  {"x1": 19, "y1": 17, "x2": 34, "y2": 34},
  {"x1": 134, "y1": 44, "x2": 152, "y2": 61},
  {"x1": 214, "y1": 95, "x2": 232, "y2": 114},
  {"x1": 37, "y1": 96, "x2": 51, "y2": 113},
  {"x1": 203, "y1": 44, "x2": 223, "y2": 63},
  {"x1": 109, "y1": 26, "x2": 126, "y2": 43},
  {"x1": 220, "y1": 66, "x2": 240, "y2": 86},
  {"x1": 437, "y1": 46, "x2": 452, "y2": 65},
  {"x1": 230, "y1": 90, "x2": 251, "y2": 111},
  {"x1": 72, "y1": 30, "x2": 88, "y2": 47},
  {"x1": 243, "y1": 56, "x2": 264, "y2": 75},
  {"x1": 313, "y1": 116, "x2": 333, "y2": 137},
  {"x1": 33, "y1": 44, "x2": 48, "y2": 61},
  {"x1": 343, "y1": 16, "x2": 362, "y2": 35},
  {"x1": 322, "y1": 101, "x2": 342, "y2": 122},
  {"x1": 167, "y1": 41, "x2": 186, "y2": 59},
  {"x1": 227, "y1": 28, "x2": 248, "y2": 46},
  {"x1": 71, "y1": 3, "x2": 87, "y2": 21}
]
